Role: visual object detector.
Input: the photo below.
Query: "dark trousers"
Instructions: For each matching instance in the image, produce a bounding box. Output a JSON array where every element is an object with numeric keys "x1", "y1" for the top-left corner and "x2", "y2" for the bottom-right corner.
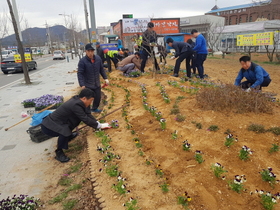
[
  {"x1": 41, "y1": 124, "x2": 70, "y2": 150},
  {"x1": 159, "y1": 53, "x2": 167, "y2": 64},
  {"x1": 90, "y1": 86, "x2": 101, "y2": 110},
  {"x1": 241, "y1": 77, "x2": 272, "y2": 90},
  {"x1": 174, "y1": 51, "x2": 193, "y2": 76},
  {"x1": 140, "y1": 47, "x2": 159, "y2": 73},
  {"x1": 106, "y1": 56, "x2": 118, "y2": 72},
  {"x1": 191, "y1": 53, "x2": 197, "y2": 74},
  {"x1": 196, "y1": 54, "x2": 207, "y2": 79}
]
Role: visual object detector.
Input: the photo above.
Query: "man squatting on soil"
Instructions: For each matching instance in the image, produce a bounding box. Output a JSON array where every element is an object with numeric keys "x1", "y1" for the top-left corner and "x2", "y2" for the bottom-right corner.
[
  {"x1": 41, "y1": 88, "x2": 112, "y2": 163},
  {"x1": 234, "y1": 55, "x2": 271, "y2": 92}
]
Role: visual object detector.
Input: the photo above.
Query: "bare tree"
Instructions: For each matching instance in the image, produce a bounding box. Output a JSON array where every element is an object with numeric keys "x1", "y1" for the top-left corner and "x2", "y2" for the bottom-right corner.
[
  {"x1": 6, "y1": 0, "x2": 30, "y2": 84},
  {"x1": 0, "y1": 11, "x2": 9, "y2": 60}
]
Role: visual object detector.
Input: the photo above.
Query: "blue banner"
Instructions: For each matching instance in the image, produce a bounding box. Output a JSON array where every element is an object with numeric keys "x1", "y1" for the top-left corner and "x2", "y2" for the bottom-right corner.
[{"x1": 100, "y1": 43, "x2": 118, "y2": 51}]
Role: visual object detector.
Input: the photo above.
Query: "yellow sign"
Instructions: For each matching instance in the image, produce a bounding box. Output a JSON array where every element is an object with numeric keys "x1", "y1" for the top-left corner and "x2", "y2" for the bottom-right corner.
[
  {"x1": 13, "y1": 54, "x2": 32, "y2": 63},
  {"x1": 237, "y1": 32, "x2": 274, "y2": 46}
]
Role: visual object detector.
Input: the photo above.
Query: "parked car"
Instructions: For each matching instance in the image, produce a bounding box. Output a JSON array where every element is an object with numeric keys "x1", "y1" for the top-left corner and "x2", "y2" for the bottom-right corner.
[
  {"x1": 1, "y1": 57, "x2": 37, "y2": 74},
  {"x1": 53, "y1": 50, "x2": 65, "y2": 60},
  {"x1": 1, "y1": 50, "x2": 14, "y2": 59}
]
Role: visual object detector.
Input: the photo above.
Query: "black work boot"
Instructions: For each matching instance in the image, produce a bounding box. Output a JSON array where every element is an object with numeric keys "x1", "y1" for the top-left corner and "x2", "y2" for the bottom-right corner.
[{"x1": 55, "y1": 149, "x2": 70, "y2": 163}]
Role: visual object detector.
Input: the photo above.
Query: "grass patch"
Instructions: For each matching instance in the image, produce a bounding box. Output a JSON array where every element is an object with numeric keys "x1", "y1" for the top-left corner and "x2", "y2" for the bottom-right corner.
[
  {"x1": 208, "y1": 125, "x2": 219, "y2": 132},
  {"x1": 196, "y1": 84, "x2": 273, "y2": 114},
  {"x1": 247, "y1": 124, "x2": 266, "y2": 133},
  {"x1": 58, "y1": 176, "x2": 73, "y2": 186},
  {"x1": 49, "y1": 192, "x2": 68, "y2": 204},
  {"x1": 65, "y1": 184, "x2": 82, "y2": 193},
  {"x1": 63, "y1": 199, "x2": 78, "y2": 210},
  {"x1": 267, "y1": 127, "x2": 280, "y2": 135},
  {"x1": 67, "y1": 163, "x2": 83, "y2": 174}
]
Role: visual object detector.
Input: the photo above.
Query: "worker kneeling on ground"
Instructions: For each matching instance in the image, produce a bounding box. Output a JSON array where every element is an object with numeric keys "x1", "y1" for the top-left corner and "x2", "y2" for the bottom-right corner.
[
  {"x1": 41, "y1": 88, "x2": 111, "y2": 163},
  {"x1": 117, "y1": 52, "x2": 141, "y2": 74},
  {"x1": 234, "y1": 55, "x2": 271, "y2": 92}
]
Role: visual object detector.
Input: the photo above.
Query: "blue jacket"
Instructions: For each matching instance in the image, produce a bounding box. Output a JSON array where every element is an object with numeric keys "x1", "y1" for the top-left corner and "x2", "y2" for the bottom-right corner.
[
  {"x1": 234, "y1": 62, "x2": 270, "y2": 88},
  {"x1": 193, "y1": 34, "x2": 208, "y2": 54},
  {"x1": 172, "y1": 41, "x2": 192, "y2": 58},
  {"x1": 117, "y1": 39, "x2": 123, "y2": 49},
  {"x1": 78, "y1": 55, "x2": 107, "y2": 89}
]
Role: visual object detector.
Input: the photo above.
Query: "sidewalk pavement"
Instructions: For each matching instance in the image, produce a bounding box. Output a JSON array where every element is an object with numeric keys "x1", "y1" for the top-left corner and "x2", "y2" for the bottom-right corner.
[{"x1": 0, "y1": 56, "x2": 80, "y2": 200}]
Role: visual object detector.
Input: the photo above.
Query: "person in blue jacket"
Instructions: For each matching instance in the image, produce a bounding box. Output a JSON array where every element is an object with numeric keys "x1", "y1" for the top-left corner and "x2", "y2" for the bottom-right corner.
[
  {"x1": 166, "y1": 38, "x2": 193, "y2": 77},
  {"x1": 78, "y1": 43, "x2": 109, "y2": 113},
  {"x1": 191, "y1": 29, "x2": 208, "y2": 79},
  {"x1": 234, "y1": 55, "x2": 271, "y2": 91},
  {"x1": 116, "y1": 36, "x2": 123, "y2": 50}
]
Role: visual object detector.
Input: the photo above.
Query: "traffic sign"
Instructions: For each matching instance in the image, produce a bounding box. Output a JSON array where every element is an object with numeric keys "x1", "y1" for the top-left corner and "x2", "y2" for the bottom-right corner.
[{"x1": 123, "y1": 14, "x2": 133, "y2": 18}]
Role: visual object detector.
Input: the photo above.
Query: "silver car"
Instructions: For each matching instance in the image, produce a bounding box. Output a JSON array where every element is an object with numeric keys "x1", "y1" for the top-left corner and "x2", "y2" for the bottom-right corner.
[{"x1": 53, "y1": 50, "x2": 65, "y2": 60}]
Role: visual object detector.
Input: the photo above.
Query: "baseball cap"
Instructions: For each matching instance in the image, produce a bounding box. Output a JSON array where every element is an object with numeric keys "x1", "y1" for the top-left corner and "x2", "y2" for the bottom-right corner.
[
  {"x1": 85, "y1": 43, "x2": 95, "y2": 51},
  {"x1": 96, "y1": 42, "x2": 100, "y2": 45}
]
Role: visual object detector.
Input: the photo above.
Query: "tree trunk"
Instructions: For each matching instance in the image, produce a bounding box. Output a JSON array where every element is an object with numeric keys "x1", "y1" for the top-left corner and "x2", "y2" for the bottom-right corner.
[{"x1": 6, "y1": 0, "x2": 31, "y2": 84}]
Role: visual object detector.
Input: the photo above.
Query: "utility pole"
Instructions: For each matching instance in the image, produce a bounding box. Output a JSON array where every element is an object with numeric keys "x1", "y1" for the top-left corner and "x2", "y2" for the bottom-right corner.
[
  {"x1": 83, "y1": 0, "x2": 91, "y2": 42},
  {"x1": 7, "y1": 0, "x2": 31, "y2": 84},
  {"x1": 88, "y1": 0, "x2": 97, "y2": 47},
  {"x1": 45, "y1": 21, "x2": 52, "y2": 54},
  {"x1": 11, "y1": 0, "x2": 22, "y2": 42}
]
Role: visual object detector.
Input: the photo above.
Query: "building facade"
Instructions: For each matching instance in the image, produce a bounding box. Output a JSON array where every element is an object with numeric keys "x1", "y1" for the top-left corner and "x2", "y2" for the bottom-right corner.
[{"x1": 206, "y1": 0, "x2": 280, "y2": 26}]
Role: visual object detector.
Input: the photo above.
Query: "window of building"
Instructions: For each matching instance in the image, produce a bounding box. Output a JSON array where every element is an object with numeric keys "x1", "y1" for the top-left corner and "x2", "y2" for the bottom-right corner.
[
  {"x1": 249, "y1": 16, "x2": 252, "y2": 22},
  {"x1": 239, "y1": 17, "x2": 242, "y2": 23},
  {"x1": 236, "y1": 17, "x2": 238, "y2": 24},
  {"x1": 229, "y1": 19, "x2": 232, "y2": 25},
  {"x1": 246, "y1": 16, "x2": 248, "y2": 22},
  {"x1": 268, "y1": 13, "x2": 270, "y2": 19},
  {"x1": 243, "y1": 9, "x2": 246, "y2": 12}
]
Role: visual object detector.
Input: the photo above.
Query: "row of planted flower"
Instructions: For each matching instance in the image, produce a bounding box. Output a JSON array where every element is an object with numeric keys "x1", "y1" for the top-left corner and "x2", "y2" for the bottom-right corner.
[
  {"x1": 137, "y1": 77, "x2": 280, "y2": 209},
  {"x1": 102, "y1": 77, "x2": 193, "y2": 208},
  {"x1": 96, "y1": 80, "x2": 140, "y2": 209},
  {"x1": 101, "y1": 76, "x2": 280, "y2": 209},
  {"x1": 163, "y1": 79, "x2": 280, "y2": 210}
]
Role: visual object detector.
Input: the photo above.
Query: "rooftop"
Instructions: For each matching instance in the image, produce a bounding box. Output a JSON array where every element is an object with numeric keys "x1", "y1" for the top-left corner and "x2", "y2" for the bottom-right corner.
[{"x1": 206, "y1": 0, "x2": 271, "y2": 14}]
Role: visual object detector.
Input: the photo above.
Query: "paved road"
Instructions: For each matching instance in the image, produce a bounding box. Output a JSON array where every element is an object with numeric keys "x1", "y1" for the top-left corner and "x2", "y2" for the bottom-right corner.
[
  {"x1": 0, "y1": 54, "x2": 73, "y2": 88},
  {"x1": 0, "y1": 56, "x2": 79, "y2": 200}
]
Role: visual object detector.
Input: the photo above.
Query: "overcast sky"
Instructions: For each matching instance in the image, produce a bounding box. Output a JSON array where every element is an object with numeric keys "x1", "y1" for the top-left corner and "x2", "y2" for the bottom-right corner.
[{"x1": 1, "y1": 0, "x2": 253, "y2": 35}]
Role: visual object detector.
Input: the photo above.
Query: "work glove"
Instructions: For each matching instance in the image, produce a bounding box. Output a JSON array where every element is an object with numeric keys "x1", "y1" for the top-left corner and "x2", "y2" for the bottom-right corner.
[
  {"x1": 105, "y1": 79, "x2": 110, "y2": 85},
  {"x1": 100, "y1": 123, "x2": 111, "y2": 130},
  {"x1": 171, "y1": 56, "x2": 175, "y2": 60},
  {"x1": 245, "y1": 88, "x2": 251, "y2": 92}
]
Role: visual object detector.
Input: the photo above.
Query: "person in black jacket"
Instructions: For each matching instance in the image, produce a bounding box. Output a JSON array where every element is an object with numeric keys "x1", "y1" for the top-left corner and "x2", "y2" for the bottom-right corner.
[
  {"x1": 166, "y1": 38, "x2": 193, "y2": 77},
  {"x1": 41, "y1": 88, "x2": 111, "y2": 162},
  {"x1": 186, "y1": 39, "x2": 197, "y2": 75},
  {"x1": 96, "y1": 42, "x2": 105, "y2": 63},
  {"x1": 78, "y1": 43, "x2": 109, "y2": 113},
  {"x1": 140, "y1": 22, "x2": 160, "y2": 73}
]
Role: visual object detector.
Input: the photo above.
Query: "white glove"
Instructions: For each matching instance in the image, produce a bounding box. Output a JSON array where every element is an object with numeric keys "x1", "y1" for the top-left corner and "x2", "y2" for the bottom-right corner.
[
  {"x1": 245, "y1": 88, "x2": 251, "y2": 92},
  {"x1": 171, "y1": 56, "x2": 175, "y2": 60},
  {"x1": 105, "y1": 79, "x2": 109, "y2": 85},
  {"x1": 100, "y1": 123, "x2": 111, "y2": 129}
]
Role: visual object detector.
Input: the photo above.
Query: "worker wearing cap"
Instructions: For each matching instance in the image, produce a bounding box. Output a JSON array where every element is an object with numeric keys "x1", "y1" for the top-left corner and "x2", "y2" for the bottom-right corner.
[
  {"x1": 77, "y1": 43, "x2": 109, "y2": 113},
  {"x1": 140, "y1": 22, "x2": 160, "y2": 73},
  {"x1": 103, "y1": 48, "x2": 119, "y2": 72}
]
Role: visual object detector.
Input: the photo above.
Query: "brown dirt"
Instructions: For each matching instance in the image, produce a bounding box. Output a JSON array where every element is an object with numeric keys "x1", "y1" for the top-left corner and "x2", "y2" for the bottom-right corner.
[{"x1": 39, "y1": 53, "x2": 280, "y2": 210}]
